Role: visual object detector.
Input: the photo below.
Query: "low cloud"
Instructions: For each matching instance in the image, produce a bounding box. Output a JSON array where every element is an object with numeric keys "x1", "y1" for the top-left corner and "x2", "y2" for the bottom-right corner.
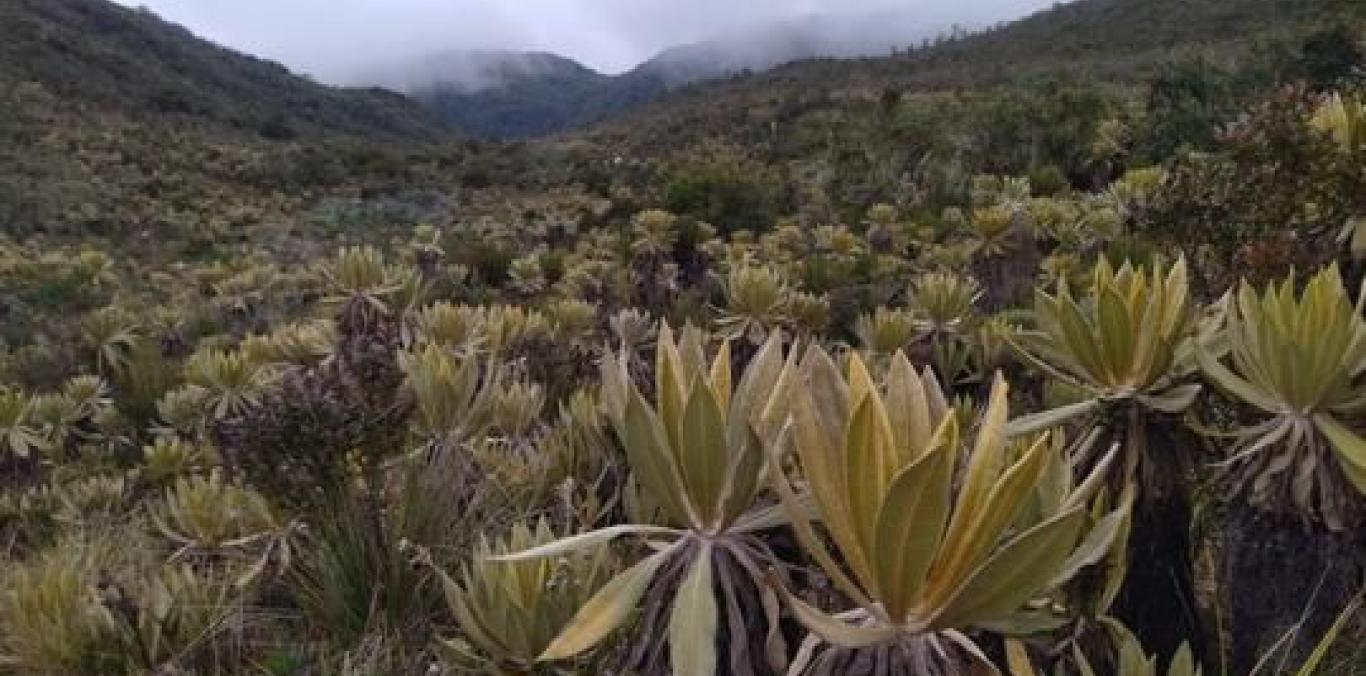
[{"x1": 116, "y1": 0, "x2": 1059, "y2": 84}]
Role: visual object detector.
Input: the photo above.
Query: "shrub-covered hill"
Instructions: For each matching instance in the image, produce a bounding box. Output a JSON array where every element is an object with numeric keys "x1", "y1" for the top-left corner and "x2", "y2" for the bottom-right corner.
[
  {"x1": 550, "y1": 0, "x2": 1364, "y2": 232},
  {"x1": 0, "y1": 0, "x2": 447, "y2": 141},
  {"x1": 0, "y1": 0, "x2": 611, "y2": 259},
  {"x1": 585, "y1": 0, "x2": 1366, "y2": 152},
  {"x1": 4, "y1": 0, "x2": 1360, "y2": 256}
]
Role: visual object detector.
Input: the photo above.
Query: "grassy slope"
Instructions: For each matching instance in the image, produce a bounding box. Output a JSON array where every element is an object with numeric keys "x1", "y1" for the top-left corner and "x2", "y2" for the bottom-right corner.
[
  {"x1": 0, "y1": 0, "x2": 448, "y2": 141},
  {"x1": 580, "y1": 0, "x2": 1365, "y2": 152},
  {"x1": 0, "y1": 0, "x2": 498, "y2": 254}
]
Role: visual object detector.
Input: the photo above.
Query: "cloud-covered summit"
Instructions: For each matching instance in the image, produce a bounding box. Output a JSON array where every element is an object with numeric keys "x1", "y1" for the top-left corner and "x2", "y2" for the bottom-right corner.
[{"x1": 114, "y1": 0, "x2": 1058, "y2": 84}]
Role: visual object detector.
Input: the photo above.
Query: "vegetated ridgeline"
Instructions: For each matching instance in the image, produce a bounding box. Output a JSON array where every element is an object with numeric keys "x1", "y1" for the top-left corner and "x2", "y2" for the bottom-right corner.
[{"x1": 0, "y1": 0, "x2": 1363, "y2": 674}]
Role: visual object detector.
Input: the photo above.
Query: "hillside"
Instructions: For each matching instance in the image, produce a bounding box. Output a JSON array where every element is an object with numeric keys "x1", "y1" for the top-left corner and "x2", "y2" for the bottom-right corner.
[
  {"x1": 383, "y1": 11, "x2": 957, "y2": 139},
  {"x1": 391, "y1": 51, "x2": 623, "y2": 139},
  {"x1": 4, "y1": 0, "x2": 1358, "y2": 250},
  {"x1": 586, "y1": 0, "x2": 1366, "y2": 152},
  {"x1": 0, "y1": 0, "x2": 566, "y2": 258},
  {"x1": 346, "y1": 0, "x2": 1363, "y2": 140},
  {"x1": 0, "y1": 0, "x2": 448, "y2": 141}
]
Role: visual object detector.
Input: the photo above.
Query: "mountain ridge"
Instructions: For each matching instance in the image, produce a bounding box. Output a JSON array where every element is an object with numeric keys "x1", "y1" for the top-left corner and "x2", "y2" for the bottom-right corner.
[
  {"x1": 381, "y1": 11, "x2": 963, "y2": 138},
  {"x1": 0, "y1": 0, "x2": 449, "y2": 142},
  {"x1": 581, "y1": 0, "x2": 1366, "y2": 152}
]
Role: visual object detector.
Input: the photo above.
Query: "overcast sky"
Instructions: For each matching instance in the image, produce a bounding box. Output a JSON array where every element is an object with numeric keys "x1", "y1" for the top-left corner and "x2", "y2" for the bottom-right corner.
[{"x1": 114, "y1": 1, "x2": 1058, "y2": 82}]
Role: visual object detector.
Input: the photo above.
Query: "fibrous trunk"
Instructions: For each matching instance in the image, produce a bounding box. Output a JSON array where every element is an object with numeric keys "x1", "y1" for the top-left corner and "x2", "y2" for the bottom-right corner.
[
  {"x1": 1222, "y1": 503, "x2": 1365, "y2": 676},
  {"x1": 1111, "y1": 415, "x2": 1208, "y2": 670},
  {"x1": 1112, "y1": 485, "x2": 1206, "y2": 669}
]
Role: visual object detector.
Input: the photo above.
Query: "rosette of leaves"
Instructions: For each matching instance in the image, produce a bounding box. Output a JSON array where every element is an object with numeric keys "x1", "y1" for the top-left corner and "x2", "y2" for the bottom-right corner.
[
  {"x1": 906, "y1": 271, "x2": 982, "y2": 383},
  {"x1": 239, "y1": 320, "x2": 334, "y2": 368},
  {"x1": 182, "y1": 348, "x2": 277, "y2": 421},
  {"x1": 1104, "y1": 167, "x2": 1168, "y2": 230},
  {"x1": 210, "y1": 267, "x2": 272, "y2": 325},
  {"x1": 970, "y1": 174, "x2": 1026, "y2": 209},
  {"x1": 717, "y1": 262, "x2": 790, "y2": 344},
  {"x1": 404, "y1": 224, "x2": 446, "y2": 273},
  {"x1": 151, "y1": 469, "x2": 294, "y2": 589},
  {"x1": 1196, "y1": 265, "x2": 1366, "y2": 528},
  {"x1": 131, "y1": 564, "x2": 236, "y2": 669},
  {"x1": 545, "y1": 298, "x2": 599, "y2": 343},
  {"x1": 495, "y1": 326, "x2": 796, "y2": 675},
  {"x1": 1007, "y1": 257, "x2": 1199, "y2": 489},
  {"x1": 436, "y1": 519, "x2": 613, "y2": 674},
  {"x1": 975, "y1": 313, "x2": 1027, "y2": 380},
  {"x1": 488, "y1": 378, "x2": 545, "y2": 438},
  {"x1": 1005, "y1": 256, "x2": 1205, "y2": 664},
  {"x1": 0, "y1": 387, "x2": 42, "y2": 460},
  {"x1": 26, "y1": 393, "x2": 80, "y2": 457},
  {"x1": 630, "y1": 209, "x2": 679, "y2": 260},
  {"x1": 539, "y1": 390, "x2": 619, "y2": 528},
  {"x1": 1309, "y1": 94, "x2": 1366, "y2": 260},
  {"x1": 1310, "y1": 92, "x2": 1366, "y2": 152},
  {"x1": 1081, "y1": 197, "x2": 1124, "y2": 243},
  {"x1": 320, "y1": 246, "x2": 403, "y2": 327},
  {"x1": 814, "y1": 224, "x2": 863, "y2": 258},
  {"x1": 153, "y1": 385, "x2": 212, "y2": 437},
  {"x1": 409, "y1": 301, "x2": 486, "y2": 355},
  {"x1": 400, "y1": 344, "x2": 496, "y2": 452},
  {"x1": 61, "y1": 375, "x2": 113, "y2": 419},
  {"x1": 140, "y1": 435, "x2": 210, "y2": 484},
  {"x1": 151, "y1": 470, "x2": 279, "y2": 554},
  {"x1": 609, "y1": 308, "x2": 656, "y2": 354},
  {"x1": 769, "y1": 349, "x2": 1126, "y2": 675},
  {"x1": 907, "y1": 271, "x2": 981, "y2": 339},
  {"x1": 507, "y1": 252, "x2": 548, "y2": 297},
  {"x1": 785, "y1": 291, "x2": 831, "y2": 338},
  {"x1": 1, "y1": 543, "x2": 239, "y2": 674},
  {"x1": 969, "y1": 205, "x2": 1019, "y2": 258},
  {"x1": 1000, "y1": 437, "x2": 1146, "y2": 676},
  {"x1": 863, "y1": 204, "x2": 902, "y2": 252},
  {"x1": 480, "y1": 305, "x2": 552, "y2": 356},
  {"x1": 389, "y1": 257, "x2": 431, "y2": 316},
  {"x1": 0, "y1": 547, "x2": 122, "y2": 673},
  {"x1": 1027, "y1": 198, "x2": 1085, "y2": 249},
  {"x1": 1040, "y1": 252, "x2": 1085, "y2": 288},
  {"x1": 79, "y1": 307, "x2": 139, "y2": 378},
  {"x1": 53, "y1": 474, "x2": 128, "y2": 522},
  {"x1": 855, "y1": 307, "x2": 920, "y2": 357}
]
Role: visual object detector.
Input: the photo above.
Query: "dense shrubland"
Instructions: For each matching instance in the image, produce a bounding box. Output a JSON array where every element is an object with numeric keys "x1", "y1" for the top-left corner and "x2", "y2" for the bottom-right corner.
[
  {"x1": 1, "y1": 1, "x2": 1365, "y2": 674},
  {"x1": 2, "y1": 81, "x2": 1363, "y2": 673}
]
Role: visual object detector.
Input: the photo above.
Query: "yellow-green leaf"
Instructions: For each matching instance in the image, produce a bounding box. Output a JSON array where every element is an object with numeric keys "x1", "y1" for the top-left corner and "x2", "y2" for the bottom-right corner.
[
  {"x1": 777, "y1": 585, "x2": 898, "y2": 649},
  {"x1": 873, "y1": 442, "x2": 950, "y2": 620},
  {"x1": 623, "y1": 392, "x2": 694, "y2": 525},
  {"x1": 846, "y1": 396, "x2": 891, "y2": 560},
  {"x1": 1004, "y1": 639, "x2": 1038, "y2": 676},
  {"x1": 680, "y1": 376, "x2": 728, "y2": 526},
  {"x1": 709, "y1": 341, "x2": 732, "y2": 413},
  {"x1": 492, "y1": 524, "x2": 678, "y2": 562},
  {"x1": 933, "y1": 508, "x2": 1086, "y2": 629},
  {"x1": 670, "y1": 543, "x2": 717, "y2": 676},
  {"x1": 1312, "y1": 413, "x2": 1366, "y2": 494},
  {"x1": 540, "y1": 548, "x2": 671, "y2": 661}
]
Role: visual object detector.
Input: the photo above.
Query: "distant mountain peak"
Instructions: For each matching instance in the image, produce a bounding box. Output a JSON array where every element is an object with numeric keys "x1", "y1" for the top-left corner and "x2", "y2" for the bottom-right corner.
[
  {"x1": 357, "y1": 50, "x2": 606, "y2": 94},
  {"x1": 370, "y1": 9, "x2": 957, "y2": 139},
  {"x1": 632, "y1": 10, "x2": 962, "y2": 86}
]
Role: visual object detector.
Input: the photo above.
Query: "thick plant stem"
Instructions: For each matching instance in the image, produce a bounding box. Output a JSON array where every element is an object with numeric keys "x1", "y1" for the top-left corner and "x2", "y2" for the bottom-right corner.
[
  {"x1": 1222, "y1": 503, "x2": 1365, "y2": 676},
  {"x1": 1111, "y1": 412, "x2": 1208, "y2": 670},
  {"x1": 1113, "y1": 486, "x2": 1207, "y2": 670}
]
